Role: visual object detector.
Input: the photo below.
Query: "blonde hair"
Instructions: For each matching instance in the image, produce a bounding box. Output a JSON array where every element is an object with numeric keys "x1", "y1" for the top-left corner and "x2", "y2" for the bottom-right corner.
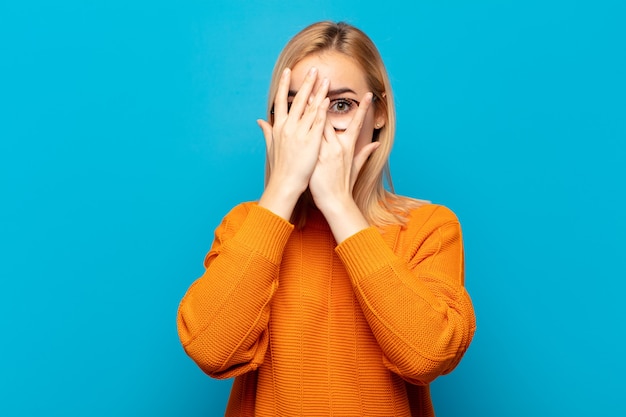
[{"x1": 266, "y1": 21, "x2": 426, "y2": 228}]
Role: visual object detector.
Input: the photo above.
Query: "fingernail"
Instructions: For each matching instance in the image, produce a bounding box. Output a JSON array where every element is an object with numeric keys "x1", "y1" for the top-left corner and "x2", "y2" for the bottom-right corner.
[
  {"x1": 282, "y1": 68, "x2": 290, "y2": 78},
  {"x1": 366, "y1": 92, "x2": 373, "y2": 102},
  {"x1": 309, "y1": 67, "x2": 318, "y2": 76}
]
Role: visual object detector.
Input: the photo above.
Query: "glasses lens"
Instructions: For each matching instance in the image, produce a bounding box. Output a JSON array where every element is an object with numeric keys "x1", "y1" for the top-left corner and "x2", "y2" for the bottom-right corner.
[{"x1": 327, "y1": 98, "x2": 359, "y2": 130}]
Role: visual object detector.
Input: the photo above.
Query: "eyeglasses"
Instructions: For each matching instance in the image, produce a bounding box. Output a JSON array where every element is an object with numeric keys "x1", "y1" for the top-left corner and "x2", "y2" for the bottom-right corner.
[{"x1": 271, "y1": 97, "x2": 363, "y2": 131}]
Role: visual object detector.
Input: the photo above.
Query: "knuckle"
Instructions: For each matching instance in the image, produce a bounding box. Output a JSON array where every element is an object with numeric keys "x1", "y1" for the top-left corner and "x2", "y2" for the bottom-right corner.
[{"x1": 282, "y1": 125, "x2": 295, "y2": 137}]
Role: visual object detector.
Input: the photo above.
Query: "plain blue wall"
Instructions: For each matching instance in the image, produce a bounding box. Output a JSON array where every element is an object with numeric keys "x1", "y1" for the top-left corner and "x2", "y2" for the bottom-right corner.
[{"x1": 1, "y1": 1, "x2": 624, "y2": 416}]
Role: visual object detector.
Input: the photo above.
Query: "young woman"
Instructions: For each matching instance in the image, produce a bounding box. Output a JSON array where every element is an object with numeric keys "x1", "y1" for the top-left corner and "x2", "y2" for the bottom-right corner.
[{"x1": 177, "y1": 21, "x2": 476, "y2": 416}]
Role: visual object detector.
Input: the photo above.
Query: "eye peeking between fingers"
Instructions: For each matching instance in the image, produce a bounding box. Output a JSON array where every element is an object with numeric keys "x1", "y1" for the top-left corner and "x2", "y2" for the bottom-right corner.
[
  {"x1": 271, "y1": 98, "x2": 360, "y2": 117},
  {"x1": 328, "y1": 98, "x2": 359, "y2": 115}
]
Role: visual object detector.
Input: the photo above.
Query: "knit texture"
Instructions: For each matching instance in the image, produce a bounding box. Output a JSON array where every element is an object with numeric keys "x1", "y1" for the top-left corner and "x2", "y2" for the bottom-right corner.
[{"x1": 177, "y1": 202, "x2": 476, "y2": 416}]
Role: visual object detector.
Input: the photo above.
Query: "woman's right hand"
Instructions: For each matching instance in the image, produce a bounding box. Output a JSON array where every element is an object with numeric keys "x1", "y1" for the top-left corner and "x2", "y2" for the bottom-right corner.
[{"x1": 257, "y1": 67, "x2": 329, "y2": 220}]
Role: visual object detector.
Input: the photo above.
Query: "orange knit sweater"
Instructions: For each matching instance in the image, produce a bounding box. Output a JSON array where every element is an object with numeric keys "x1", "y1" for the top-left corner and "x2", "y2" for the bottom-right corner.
[{"x1": 177, "y1": 202, "x2": 475, "y2": 416}]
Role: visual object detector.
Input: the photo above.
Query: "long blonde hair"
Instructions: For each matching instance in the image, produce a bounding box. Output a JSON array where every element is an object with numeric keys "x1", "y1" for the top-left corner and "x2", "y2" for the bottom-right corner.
[{"x1": 266, "y1": 21, "x2": 425, "y2": 228}]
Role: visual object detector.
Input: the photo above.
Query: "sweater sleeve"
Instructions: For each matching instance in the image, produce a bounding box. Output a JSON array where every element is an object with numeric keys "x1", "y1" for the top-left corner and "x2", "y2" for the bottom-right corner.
[
  {"x1": 177, "y1": 203, "x2": 294, "y2": 379},
  {"x1": 334, "y1": 205, "x2": 476, "y2": 385}
]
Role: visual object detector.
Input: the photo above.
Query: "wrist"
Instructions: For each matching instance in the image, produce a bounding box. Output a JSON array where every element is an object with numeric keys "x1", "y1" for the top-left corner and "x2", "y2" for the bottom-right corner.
[
  {"x1": 259, "y1": 179, "x2": 304, "y2": 221},
  {"x1": 318, "y1": 197, "x2": 370, "y2": 244}
]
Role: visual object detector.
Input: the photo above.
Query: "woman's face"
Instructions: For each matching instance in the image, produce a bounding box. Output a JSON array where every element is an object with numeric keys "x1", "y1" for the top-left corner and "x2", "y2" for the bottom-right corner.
[{"x1": 288, "y1": 51, "x2": 385, "y2": 156}]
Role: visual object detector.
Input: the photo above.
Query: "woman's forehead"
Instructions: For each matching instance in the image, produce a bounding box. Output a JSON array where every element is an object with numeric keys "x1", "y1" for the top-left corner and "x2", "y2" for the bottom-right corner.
[{"x1": 289, "y1": 51, "x2": 369, "y2": 94}]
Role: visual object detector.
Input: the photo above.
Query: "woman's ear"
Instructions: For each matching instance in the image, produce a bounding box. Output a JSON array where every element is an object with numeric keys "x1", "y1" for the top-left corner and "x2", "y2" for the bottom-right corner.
[{"x1": 374, "y1": 92, "x2": 386, "y2": 129}]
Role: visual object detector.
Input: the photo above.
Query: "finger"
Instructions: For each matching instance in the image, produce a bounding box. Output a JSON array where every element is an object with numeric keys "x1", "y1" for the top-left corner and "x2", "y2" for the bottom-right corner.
[
  {"x1": 288, "y1": 67, "x2": 318, "y2": 119},
  {"x1": 273, "y1": 68, "x2": 291, "y2": 120},
  {"x1": 308, "y1": 97, "x2": 330, "y2": 140},
  {"x1": 322, "y1": 116, "x2": 337, "y2": 143},
  {"x1": 353, "y1": 141, "x2": 380, "y2": 172},
  {"x1": 351, "y1": 141, "x2": 380, "y2": 185},
  {"x1": 345, "y1": 92, "x2": 374, "y2": 139},
  {"x1": 299, "y1": 77, "x2": 330, "y2": 128},
  {"x1": 257, "y1": 119, "x2": 273, "y2": 151}
]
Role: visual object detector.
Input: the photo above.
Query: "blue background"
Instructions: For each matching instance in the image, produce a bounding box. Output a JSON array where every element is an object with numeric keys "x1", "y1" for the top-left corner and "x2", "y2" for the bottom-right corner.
[{"x1": 1, "y1": 1, "x2": 624, "y2": 416}]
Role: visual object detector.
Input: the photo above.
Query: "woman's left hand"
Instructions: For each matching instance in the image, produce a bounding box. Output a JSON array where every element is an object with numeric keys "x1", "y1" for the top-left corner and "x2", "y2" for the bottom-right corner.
[{"x1": 309, "y1": 92, "x2": 380, "y2": 241}]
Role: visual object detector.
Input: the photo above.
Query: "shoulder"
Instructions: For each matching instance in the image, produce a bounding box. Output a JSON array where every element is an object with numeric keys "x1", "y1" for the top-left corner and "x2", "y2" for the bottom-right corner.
[
  {"x1": 215, "y1": 201, "x2": 295, "y2": 237},
  {"x1": 387, "y1": 202, "x2": 461, "y2": 243},
  {"x1": 383, "y1": 194, "x2": 459, "y2": 229},
  {"x1": 218, "y1": 201, "x2": 272, "y2": 224},
  {"x1": 223, "y1": 201, "x2": 257, "y2": 219},
  {"x1": 406, "y1": 203, "x2": 460, "y2": 227}
]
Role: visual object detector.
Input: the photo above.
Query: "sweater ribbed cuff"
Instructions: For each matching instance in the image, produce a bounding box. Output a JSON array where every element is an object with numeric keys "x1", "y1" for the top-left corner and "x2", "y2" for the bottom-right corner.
[
  {"x1": 233, "y1": 204, "x2": 294, "y2": 265},
  {"x1": 335, "y1": 227, "x2": 397, "y2": 280}
]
